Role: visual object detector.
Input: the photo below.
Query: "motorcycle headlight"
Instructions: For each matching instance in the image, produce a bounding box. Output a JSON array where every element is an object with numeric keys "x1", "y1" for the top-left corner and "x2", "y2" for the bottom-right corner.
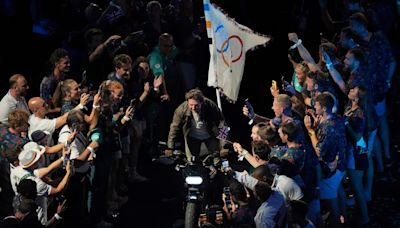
[{"x1": 185, "y1": 176, "x2": 203, "y2": 185}]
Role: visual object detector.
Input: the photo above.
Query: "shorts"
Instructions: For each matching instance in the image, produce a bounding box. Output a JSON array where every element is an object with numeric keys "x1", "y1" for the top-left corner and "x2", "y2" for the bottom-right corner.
[
  {"x1": 347, "y1": 146, "x2": 368, "y2": 170},
  {"x1": 374, "y1": 98, "x2": 386, "y2": 117},
  {"x1": 320, "y1": 170, "x2": 344, "y2": 199}
]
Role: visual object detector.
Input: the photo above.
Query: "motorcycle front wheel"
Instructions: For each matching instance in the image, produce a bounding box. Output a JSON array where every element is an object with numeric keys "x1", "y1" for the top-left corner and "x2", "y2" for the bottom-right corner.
[{"x1": 185, "y1": 202, "x2": 199, "y2": 228}]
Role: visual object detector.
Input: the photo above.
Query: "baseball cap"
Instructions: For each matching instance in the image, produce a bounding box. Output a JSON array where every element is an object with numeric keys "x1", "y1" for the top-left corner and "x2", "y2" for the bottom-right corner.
[{"x1": 30, "y1": 130, "x2": 49, "y2": 143}]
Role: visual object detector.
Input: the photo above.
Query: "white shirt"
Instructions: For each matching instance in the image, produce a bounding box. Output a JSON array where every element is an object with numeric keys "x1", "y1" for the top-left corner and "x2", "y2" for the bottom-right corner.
[
  {"x1": 0, "y1": 90, "x2": 30, "y2": 124},
  {"x1": 28, "y1": 114, "x2": 56, "y2": 145},
  {"x1": 10, "y1": 165, "x2": 51, "y2": 224},
  {"x1": 272, "y1": 175, "x2": 304, "y2": 204},
  {"x1": 58, "y1": 125, "x2": 90, "y2": 173}
]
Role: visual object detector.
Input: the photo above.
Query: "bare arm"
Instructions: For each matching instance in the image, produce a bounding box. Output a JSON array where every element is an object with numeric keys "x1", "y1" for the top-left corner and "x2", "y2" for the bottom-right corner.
[
  {"x1": 89, "y1": 35, "x2": 121, "y2": 62},
  {"x1": 55, "y1": 112, "x2": 68, "y2": 129},
  {"x1": 84, "y1": 93, "x2": 101, "y2": 124},
  {"x1": 45, "y1": 143, "x2": 64, "y2": 154},
  {"x1": 233, "y1": 143, "x2": 263, "y2": 168},
  {"x1": 36, "y1": 157, "x2": 63, "y2": 179},
  {"x1": 50, "y1": 162, "x2": 71, "y2": 195},
  {"x1": 324, "y1": 51, "x2": 347, "y2": 94},
  {"x1": 75, "y1": 141, "x2": 99, "y2": 161},
  {"x1": 288, "y1": 33, "x2": 318, "y2": 66},
  {"x1": 304, "y1": 115, "x2": 320, "y2": 157}
]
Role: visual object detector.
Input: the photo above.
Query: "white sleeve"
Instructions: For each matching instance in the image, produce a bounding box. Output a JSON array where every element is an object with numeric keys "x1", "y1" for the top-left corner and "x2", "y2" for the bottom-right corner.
[
  {"x1": 34, "y1": 177, "x2": 52, "y2": 196},
  {"x1": 58, "y1": 129, "x2": 70, "y2": 144},
  {"x1": 234, "y1": 171, "x2": 259, "y2": 191},
  {"x1": 0, "y1": 97, "x2": 11, "y2": 124},
  {"x1": 38, "y1": 118, "x2": 57, "y2": 134},
  {"x1": 277, "y1": 176, "x2": 304, "y2": 201},
  {"x1": 68, "y1": 141, "x2": 80, "y2": 160}
]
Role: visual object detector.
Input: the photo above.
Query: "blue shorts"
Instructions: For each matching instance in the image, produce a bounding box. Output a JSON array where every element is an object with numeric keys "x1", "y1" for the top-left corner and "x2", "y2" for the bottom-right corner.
[{"x1": 320, "y1": 170, "x2": 344, "y2": 199}]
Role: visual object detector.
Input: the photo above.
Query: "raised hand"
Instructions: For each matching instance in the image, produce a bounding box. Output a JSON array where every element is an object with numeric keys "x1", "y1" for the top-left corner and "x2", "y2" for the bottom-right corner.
[{"x1": 80, "y1": 93, "x2": 90, "y2": 106}]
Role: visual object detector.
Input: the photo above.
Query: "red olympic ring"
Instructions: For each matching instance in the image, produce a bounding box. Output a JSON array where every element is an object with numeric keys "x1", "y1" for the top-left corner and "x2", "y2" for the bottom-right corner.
[{"x1": 220, "y1": 35, "x2": 243, "y2": 67}]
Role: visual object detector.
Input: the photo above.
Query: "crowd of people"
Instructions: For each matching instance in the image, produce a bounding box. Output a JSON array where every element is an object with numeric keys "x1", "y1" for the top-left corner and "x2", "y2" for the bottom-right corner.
[{"x1": 0, "y1": 0, "x2": 398, "y2": 227}]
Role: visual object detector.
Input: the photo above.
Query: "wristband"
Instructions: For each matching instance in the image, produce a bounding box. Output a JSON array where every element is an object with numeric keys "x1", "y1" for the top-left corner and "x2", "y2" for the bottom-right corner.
[
  {"x1": 290, "y1": 39, "x2": 302, "y2": 49},
  {"x1": 92, "y1": 104, "x2": 100, "y2": 110},
  {"x1": 78, "y1": 104, "x2": 84, "y2": 110},
  {"x1": 65, "y1": 140, "x2": 72, "y2": 148},
  {"x1": 123, "y1": 116, "x2": 131, "y2": 122},
  {"x1": 54, "y1": 213, "x2": 62, "y2": 220},
  {"x1": 237, "y1": 150, "x2": 249, "y2": 161},
  {"x1": 326, "y1": 63, "x2": 333, "y2": 70},
  {"x1": 87, "y1": 146, "x2": 95, "y2": 154}
]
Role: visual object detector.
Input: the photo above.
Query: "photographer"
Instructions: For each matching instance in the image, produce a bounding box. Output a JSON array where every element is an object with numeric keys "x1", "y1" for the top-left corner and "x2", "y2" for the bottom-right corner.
[
  {"x1": 57, "y1": 109, "x2": 99, "y2": 225},
  {"x1": 222, "y1": 180, "x2": 256, "y2": 228},
  {"x1": 10, "y1": 142, "x2": 72, "y2": 225}
]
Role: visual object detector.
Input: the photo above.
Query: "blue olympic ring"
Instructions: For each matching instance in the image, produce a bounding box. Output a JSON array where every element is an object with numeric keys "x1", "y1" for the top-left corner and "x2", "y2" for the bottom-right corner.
[{"x1": 215, "y1": 24, "x2": 230, "y2": 53}]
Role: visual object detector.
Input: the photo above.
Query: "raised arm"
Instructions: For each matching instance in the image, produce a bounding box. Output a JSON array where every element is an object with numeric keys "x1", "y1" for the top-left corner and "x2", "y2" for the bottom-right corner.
[
  {"x1": 323, "y1": 51, "x2": 347, "y2": 94},
  {"x1": 288, "y1": 33, "x2": 318, "y2": 66}
]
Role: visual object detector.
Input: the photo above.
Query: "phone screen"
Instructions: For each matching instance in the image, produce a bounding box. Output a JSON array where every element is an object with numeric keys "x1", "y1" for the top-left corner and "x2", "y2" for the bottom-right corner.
[
  {"x1": 130, "y1": 98, "x2": 137, "y2": 107},
  {"x1": 272, "y1": 80, "x2": 277, "y2": 90},
  {"x1": 222, "y1": 160, "x2": 229, "y2": 169}
]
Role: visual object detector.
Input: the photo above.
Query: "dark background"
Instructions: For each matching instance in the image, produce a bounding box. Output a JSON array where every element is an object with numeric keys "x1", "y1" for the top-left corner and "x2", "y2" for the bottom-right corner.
[
  {"x1": 1, "y1": 1, "x2": 399, "y2": 227},
  {"x1": 0, "y1": 0, "x2": 325, "y2": 148}
]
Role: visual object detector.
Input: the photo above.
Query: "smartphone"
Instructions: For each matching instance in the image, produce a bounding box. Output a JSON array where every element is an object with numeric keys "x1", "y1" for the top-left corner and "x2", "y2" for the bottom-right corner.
[
  {"x1": 272, "y1": 80, "x2": 278, "y2": 90},
  {"x1": 244, "y1": 98, "x2": 255, "y2": 118},
  {"x1": 223, "y1": 187, "x2": 231, "y2": 206},
  {"x1": 281, "y1": 76, "x2": 287, "y2": 90},
  {"x1": 222, "y1": 159, "x2": 229, "y2": 171},
  {"x1": 130, "y1": 98, "x2": 137, "y2": 107},
  {"x1": 71, "y1": 122, "x2": 80, "y2": 133}
]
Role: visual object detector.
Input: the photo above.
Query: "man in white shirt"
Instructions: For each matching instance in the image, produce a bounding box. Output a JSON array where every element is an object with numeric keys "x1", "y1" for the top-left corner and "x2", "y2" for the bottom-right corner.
[
  {"x1": 27, "y1": 97, "x2": 69, "y2": 145},
  {"x1": 235, "y1": 164, "x2": 303, "y2": 204},
  {"x1": 0, "y1": 74, "x2": 30, "y2": 124},
  {"x1": 10, "y1": 142, "x2": 72, "y2": 224}
]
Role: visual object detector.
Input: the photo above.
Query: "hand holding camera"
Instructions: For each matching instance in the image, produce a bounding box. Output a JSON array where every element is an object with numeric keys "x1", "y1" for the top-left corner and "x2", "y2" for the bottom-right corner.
[
  {"x1": 270, "y1": 80, "x2": 280, "y2": 97},
  {"x1": 244, "y1": 98, "x2": 255, "y2": 124},
  {"x1": 80, "y1": 93, "x2": 90, "y2": 107},
  {"x1": 223, "y1": 187, "x2": 233, "y2": 211}
]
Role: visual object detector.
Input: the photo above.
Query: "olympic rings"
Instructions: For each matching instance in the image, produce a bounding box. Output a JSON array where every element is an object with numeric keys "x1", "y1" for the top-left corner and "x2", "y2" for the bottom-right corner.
[
  {"x1": 220, "y1": 35, "x2": 243, "y2": 66},
  {"x1": 215, "y1": 25, "x2": 230, "y2": 53}
]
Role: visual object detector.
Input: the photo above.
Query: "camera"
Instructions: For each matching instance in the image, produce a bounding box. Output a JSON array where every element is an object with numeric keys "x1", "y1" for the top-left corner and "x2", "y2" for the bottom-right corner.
[
  {"x1": 130, "y1": 98, "x2": 139, "y2": 108},
  {"x1": 221, "y1": 159, "x2": 229, "y2": 172},
  {"x1": 223, "y1": 187, "x2": 232, "y2": 210},
  {"x1": 55, "y1": 194, "x2": 66, "y2": 203}
]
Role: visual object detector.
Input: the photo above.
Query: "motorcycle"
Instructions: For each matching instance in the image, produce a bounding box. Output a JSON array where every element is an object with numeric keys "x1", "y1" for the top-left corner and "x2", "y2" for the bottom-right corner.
[
  {"x1": 175, "y1": 152, "x2": 220, "y2": 228},
  {"x1": 155, "y1": 142, "x2": 233, "y2": 228}
]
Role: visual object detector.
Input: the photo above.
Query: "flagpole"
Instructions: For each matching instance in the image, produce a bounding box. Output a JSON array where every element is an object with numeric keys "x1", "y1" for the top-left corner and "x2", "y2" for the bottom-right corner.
[{"x1": 216, "y1": 88, "x2": 222, "y2": 111}]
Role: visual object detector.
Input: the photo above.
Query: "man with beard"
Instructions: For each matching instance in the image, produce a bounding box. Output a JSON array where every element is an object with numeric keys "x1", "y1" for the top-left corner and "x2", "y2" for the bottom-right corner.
[{"x1": 0, "y1": 74, "x2": 30, "y2": 125}]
